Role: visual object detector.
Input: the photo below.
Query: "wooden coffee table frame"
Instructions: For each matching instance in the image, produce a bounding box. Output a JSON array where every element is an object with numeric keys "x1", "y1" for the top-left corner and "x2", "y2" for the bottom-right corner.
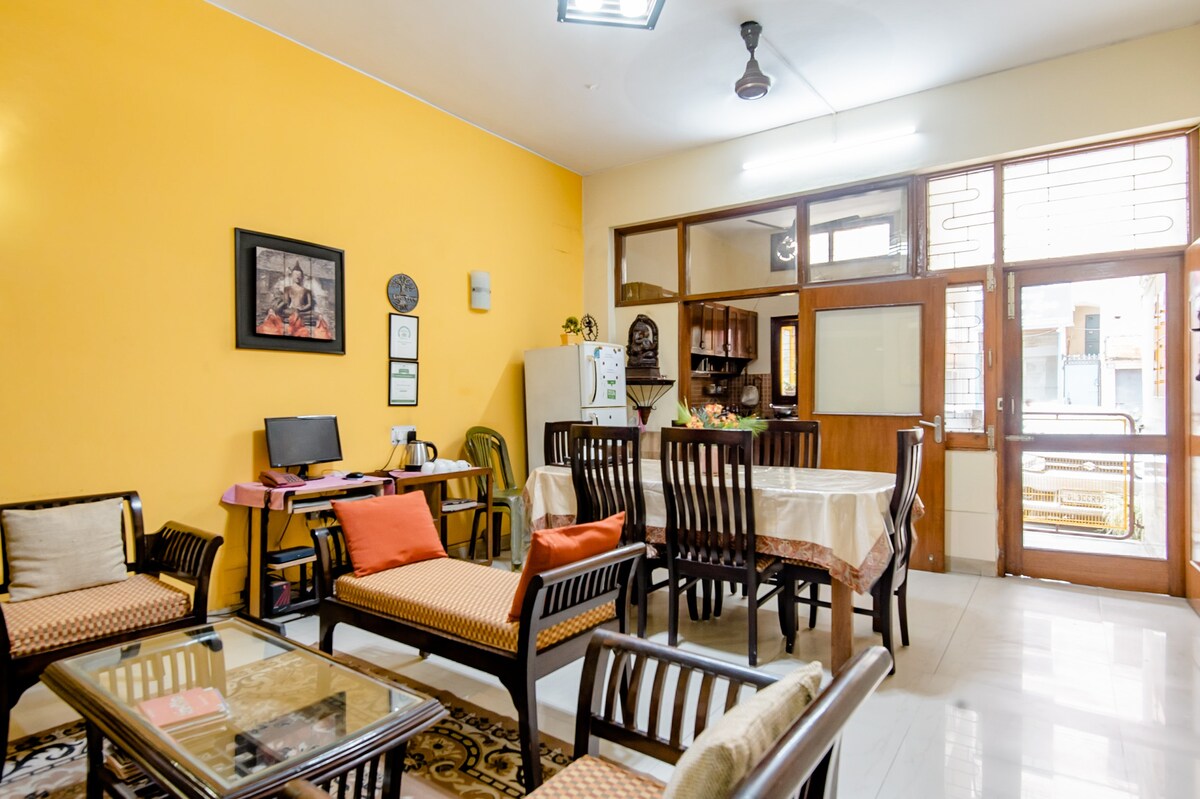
[{"x1": 41, "y1": 624, "x2": 446, "y2": 799}]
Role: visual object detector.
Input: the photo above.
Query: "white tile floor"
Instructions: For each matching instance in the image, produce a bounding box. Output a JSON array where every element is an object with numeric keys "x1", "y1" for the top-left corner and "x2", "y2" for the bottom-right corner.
[{"x1": 8, "y1": 571, "x2": 1200, "y2": 798}]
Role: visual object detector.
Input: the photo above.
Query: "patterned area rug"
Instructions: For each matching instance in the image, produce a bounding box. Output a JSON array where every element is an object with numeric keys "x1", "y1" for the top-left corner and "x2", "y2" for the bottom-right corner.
[{"x1": 2, "y1": 653, "x2": 571, "y2": 799}]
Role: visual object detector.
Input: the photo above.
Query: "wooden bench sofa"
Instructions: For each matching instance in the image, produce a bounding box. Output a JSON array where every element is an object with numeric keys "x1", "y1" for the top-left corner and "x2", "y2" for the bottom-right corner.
[
  {"x1": 311, "y1": 524, "x2": 644, "y2": 794},
  {"x1": 0, "y1": 491, "x2": 223, "y2": 769},
  {"x1": 529, "y1": 630, "x2": 892, "y2": 799}
]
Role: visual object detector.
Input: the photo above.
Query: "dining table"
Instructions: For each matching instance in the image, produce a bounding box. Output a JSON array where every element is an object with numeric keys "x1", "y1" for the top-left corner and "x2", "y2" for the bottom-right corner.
[{"x1": 523, "y1": 459, "x2": 898, "y2": 671}]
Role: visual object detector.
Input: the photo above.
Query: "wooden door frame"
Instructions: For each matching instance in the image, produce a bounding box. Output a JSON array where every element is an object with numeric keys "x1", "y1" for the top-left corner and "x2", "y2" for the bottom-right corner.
[
  {"x1": 1000, "y1": 255, "x2": 1186, "y2": 595},
  {"x1": 798, "y1": 275, "x2": 947, "y2": 572}
]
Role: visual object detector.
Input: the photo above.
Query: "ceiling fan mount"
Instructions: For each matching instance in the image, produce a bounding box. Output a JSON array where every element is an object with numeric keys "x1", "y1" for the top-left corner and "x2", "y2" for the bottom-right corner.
[{"x1": 735, "y1": 20, "x2": 770, "y2": 100}]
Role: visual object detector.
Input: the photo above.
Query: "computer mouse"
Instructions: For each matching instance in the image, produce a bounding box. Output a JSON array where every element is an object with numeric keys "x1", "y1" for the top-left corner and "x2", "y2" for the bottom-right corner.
[{"x1": 345, "y1": 471, "x2": 365, "y2": 479}]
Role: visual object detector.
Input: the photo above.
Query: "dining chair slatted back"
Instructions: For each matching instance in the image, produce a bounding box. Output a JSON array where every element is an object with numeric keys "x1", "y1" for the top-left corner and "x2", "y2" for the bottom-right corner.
[
  {"x1": 661, "y1": 427, "x2": 754, "y2": 569},
  {"x1": 571, "y1": 425, "x2": 662, "y2": 637},
  {"x1": 660, "y1": 427, "x2": 789, "y2": 665},
  {"x1": 569, "y1": 425, "x2": 644, "y2": 546},
  {"x1": 753, "y1": 420, "x2": 821, "y2": 469},
  {"x1": 544, "y1": 420, "x2": 593, "y2": 468},
  {"x1": 888, "y1": 427, "x2": 924, "y2": 589},
  {"x1": 785, "y1": 426, "x2": 924, "y2": 674}
]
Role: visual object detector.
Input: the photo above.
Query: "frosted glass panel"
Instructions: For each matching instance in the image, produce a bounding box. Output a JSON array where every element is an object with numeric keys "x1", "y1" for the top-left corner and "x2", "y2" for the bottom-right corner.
[{"x1": 815, "y1": 305, "x2": 921, "y2": 414}]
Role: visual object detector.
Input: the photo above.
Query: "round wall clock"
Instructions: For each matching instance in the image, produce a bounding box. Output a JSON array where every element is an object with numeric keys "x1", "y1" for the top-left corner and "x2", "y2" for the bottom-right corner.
[{"x1": 387, "y1": 273, "x2": 419, "y2": 312}]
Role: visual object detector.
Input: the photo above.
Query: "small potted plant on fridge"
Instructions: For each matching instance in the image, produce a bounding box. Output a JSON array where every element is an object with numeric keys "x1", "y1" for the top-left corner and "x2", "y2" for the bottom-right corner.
[{"x1": 561, "y1": 316, "x2": 583, "y2": 345}]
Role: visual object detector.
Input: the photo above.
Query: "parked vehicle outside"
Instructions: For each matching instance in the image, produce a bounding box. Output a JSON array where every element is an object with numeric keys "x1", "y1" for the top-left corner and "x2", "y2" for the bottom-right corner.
[{"x1": 1021, "y1": 410, "x2": 1139, "y2": 539}]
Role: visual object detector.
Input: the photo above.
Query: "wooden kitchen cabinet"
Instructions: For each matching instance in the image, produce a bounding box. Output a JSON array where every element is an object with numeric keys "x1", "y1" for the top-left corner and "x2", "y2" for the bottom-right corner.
[
  {"x1": 690, "y1": 302, "x2": 729, "y2": 356},
  {"x1": 689, "y1": 302, "x2": 755, "y2": 359},
  {"x1": 727, "y1": 307, "x2": 758, "y2": 359}
]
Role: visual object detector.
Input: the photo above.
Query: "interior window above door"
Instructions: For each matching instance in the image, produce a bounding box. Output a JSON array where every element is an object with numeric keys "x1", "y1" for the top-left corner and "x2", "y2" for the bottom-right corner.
[
  {"x1": 807, "y1": 184, "x2": 910, "y2": 284},
  {"x1": 687, "y1": 206, "x2": 797, "y2": 296},
  {"x1": 619, "y1": 226, "x2": 678, "y2": 303}
]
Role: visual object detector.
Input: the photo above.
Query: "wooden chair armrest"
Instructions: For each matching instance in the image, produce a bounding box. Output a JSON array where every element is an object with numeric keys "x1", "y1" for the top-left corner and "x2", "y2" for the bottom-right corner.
[
  {"x1": 729, "y1": 646, "x2": 892, "y2": 799},
  {"x1": 573, "y1": 628, "x2": 777, "y2": 765},
  {"x1": 0, "y1": 600, "x2": 10, "y2": 662},
  {"x1": 144, "y1": 522, "x2": 223, "y2": 619},
  {"x1": 311, "y1": 526, "x2": 352, "y2": 600},
  {"x1": 515, "y1": 543, "x2": 644, "y2": 657}
]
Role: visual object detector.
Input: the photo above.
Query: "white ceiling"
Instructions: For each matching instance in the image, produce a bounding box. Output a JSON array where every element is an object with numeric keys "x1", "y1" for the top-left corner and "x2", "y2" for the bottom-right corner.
[{"x1": 208, "y1": 1, "x2": 1200, "y2": 175}]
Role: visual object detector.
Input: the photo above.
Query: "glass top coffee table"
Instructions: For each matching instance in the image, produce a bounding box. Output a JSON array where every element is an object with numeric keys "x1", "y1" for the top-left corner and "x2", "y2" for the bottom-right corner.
[{"x1": 41, "y1": 619, "x2": 444, "y2": 799}]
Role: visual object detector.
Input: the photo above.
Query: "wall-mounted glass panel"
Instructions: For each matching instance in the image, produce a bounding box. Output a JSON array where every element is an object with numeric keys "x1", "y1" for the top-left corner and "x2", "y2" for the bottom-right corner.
[
  {"x1": 687, "y1": 207, "x2": 798, "y2": 296},
  {"x1": 814, "y1": 305, "x2": 921, "y2": 414},
  {"x1": 1020, "y1": 274, "x2": 1166, "y2": 435},
  {"x1": 807, "y1": 186, "x2": 909, "y2": 283},
  {"x1": 928, "y1": 168, "x2": 995, "y2": 270},
  {"x1": 620, "y1": 227, "x2": 678, "y2": 302},
  {"x1": 1003, "y1": 136, "x2": 1189, "y2": 262},
  {"x1": 945, "y1": 284, "x2": 985, "y2": 432}
]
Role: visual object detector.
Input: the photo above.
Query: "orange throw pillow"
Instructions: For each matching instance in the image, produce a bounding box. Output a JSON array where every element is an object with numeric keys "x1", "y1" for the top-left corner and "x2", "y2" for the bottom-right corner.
[
  {"x1": 508, "y1": 512, "x2": 624, "y2": 622},
  {"x1": 332, "y1": 492, "x2": 446, "y2": 577}
]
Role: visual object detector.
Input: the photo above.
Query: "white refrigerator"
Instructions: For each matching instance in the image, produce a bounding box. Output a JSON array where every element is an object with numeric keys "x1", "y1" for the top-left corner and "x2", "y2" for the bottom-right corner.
[{"x1": 524, "y1": 343, "x2": 628, "y2": 472}]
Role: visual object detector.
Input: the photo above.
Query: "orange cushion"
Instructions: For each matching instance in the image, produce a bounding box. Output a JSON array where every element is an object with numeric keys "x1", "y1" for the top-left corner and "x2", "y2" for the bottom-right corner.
[
  {"x1": 333, "y1": 492, "x2": 446, "y2": 577},
  {"x1": 508, "y1": 512, "x2": 623, "y2": 621}
]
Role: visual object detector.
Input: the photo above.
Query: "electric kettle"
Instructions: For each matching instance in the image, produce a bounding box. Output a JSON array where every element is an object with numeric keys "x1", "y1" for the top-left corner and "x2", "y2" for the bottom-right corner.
[{"x1": 404, "y1": 439, "x2": 438, "y2": 471}]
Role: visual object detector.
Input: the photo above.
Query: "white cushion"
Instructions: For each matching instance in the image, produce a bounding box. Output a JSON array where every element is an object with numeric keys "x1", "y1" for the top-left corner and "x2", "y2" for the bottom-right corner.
[
  {"x1": 662, "y1": 661, "x2": 824, "y2": 799},
  {"x1": 3, "y1": 498, "x2": 129, "y2": 602}
]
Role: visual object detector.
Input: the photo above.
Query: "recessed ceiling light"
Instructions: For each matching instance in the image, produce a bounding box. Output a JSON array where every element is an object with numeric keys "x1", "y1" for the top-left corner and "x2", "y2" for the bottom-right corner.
[{"x1": 557, "y1": 0, "x2": 666, "y2": 29}]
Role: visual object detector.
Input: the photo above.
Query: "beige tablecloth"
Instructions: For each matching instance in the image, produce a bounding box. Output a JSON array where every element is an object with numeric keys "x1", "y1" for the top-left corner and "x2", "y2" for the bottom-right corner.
[{"x1": 523, "y1": 461, "x2": 895, "y2": 594}]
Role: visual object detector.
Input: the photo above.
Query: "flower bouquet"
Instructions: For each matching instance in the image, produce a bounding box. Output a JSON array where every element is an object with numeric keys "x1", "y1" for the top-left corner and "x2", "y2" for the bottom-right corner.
[{"x1": 675, "y1": 402, "x2": 767, "y2": 435}]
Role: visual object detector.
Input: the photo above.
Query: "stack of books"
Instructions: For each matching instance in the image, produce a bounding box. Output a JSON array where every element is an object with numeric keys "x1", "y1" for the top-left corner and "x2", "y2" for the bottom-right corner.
[{"x1": 103, "y1": 742, "x2": 143, "y2": 781}]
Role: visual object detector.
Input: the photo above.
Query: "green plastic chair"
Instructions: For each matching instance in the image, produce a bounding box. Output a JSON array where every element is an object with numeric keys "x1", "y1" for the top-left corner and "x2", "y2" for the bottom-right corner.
[{"x1": 465, "y1": 426, "x2": 527, "y2": 565}]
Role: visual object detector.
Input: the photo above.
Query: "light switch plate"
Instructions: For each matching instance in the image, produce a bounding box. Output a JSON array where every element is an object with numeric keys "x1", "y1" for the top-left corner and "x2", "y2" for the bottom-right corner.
[{"x1": 391, "y1": 425, "x2": 416, "y2": 446}]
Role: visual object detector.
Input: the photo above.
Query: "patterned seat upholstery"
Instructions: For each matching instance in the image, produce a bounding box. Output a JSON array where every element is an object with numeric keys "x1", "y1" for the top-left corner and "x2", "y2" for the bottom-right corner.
[
  {"x1": 526, "y1": 755, "x2": 665, "y2": 799},
  {"x1": 3, "y1": 574, "x2": 191, "y2": 658},
  {"x1": 334, "y1": 558, "x2": 615, "y2": 653}
]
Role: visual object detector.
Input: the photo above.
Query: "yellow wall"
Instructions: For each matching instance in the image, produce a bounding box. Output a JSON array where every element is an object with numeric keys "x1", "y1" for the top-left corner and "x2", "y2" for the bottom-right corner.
[{"x1": 0, "y1": 1, "x2": 583, "y2": 606}]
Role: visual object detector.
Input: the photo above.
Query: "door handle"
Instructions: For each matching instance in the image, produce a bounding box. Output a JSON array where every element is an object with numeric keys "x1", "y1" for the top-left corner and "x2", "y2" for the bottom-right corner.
[
  {"x1": 1005, "y1": 434, "x2": 1034, "y2": 442},
  {"x1": 918, "y1": 415, "x2": 943, "y2": 444}
]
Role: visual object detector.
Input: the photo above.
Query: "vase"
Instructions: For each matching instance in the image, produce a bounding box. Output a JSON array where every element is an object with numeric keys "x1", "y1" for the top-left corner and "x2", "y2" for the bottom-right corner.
[{"x1": 560, "y1": 333, "x2": 581, "y2": 346}]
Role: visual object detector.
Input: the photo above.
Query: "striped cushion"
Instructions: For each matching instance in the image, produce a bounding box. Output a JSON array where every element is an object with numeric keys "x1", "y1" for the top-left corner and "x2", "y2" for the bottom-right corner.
[
  {"x1": 335, "y1": 558, "x2": 615, "y2": 653},
  {"x1": 3, "y1": 574, "x2": 191, "y2": 658},
  {"x1": 527, "y1": 755, "x2": 665, "y2": 799}
]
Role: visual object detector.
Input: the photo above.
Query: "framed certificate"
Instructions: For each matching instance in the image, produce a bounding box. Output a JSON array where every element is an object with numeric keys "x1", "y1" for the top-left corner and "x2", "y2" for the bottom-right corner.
[
  {"x1": 388, "y1": 361, "x2": 419, "y2": 406},
  {"x1": 389, "y1": 314, "x2": 419, "y2": 360}
]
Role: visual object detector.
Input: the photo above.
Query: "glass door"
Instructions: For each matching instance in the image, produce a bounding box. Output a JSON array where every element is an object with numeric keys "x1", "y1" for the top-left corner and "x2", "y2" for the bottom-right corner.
[{"x1": 1003, "y1": 258, "x2": 1183, "y2": 593}]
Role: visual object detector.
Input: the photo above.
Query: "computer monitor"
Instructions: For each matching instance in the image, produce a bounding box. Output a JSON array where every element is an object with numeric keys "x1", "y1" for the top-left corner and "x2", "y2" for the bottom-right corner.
[{"x1": 264, "y1": 415, "x2": 342, "y2": 479}]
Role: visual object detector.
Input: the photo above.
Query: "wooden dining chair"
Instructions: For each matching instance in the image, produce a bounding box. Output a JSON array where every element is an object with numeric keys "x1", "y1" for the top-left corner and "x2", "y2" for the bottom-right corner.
[
  {"x1": 660, "y1": 427, "x2": 793, "y2": 666},
  {"x1": 753, "y1": 419, "x2": 821, "y2": 468},
  {"x1": 784, "y1": 427, "x2": 924, "y2": 672},
  {"x1": 544, "y1": 420, "x2": 592, "y2": 467},
  {"x1": 569, "y1": 424, "x2": 664, "y2": 637}
]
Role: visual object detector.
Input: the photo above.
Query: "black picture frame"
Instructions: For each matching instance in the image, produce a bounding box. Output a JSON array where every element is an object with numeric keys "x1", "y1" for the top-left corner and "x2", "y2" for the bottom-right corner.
[
  {"x1": 388, "y1": 360, "x2": 419, "y2": 406},
  {"x1": 389, "y1": 313, "x2": 419, "y2": 361},
  {"x1": 235, "y1": 228, "x2": 346, "y2": 354}
]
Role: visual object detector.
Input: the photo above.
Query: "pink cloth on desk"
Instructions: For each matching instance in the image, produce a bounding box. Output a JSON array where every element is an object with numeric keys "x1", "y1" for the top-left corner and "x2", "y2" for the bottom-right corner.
[{"x1": 220, "y1": 476, "x2": 394, "y2": 510}]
